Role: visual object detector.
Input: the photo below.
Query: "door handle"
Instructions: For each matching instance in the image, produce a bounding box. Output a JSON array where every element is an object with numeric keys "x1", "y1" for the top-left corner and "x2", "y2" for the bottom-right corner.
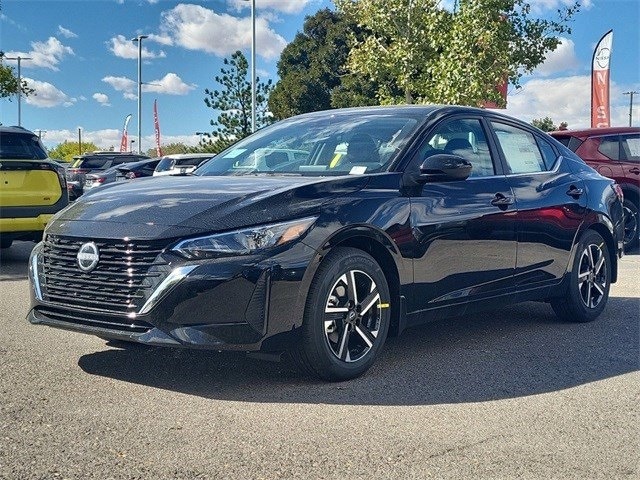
[
  {"x1": 566, "y1": 186, "x2": 584, "y2": 199},
  {"x1": 491, "y1": 193, "x2": 514, "y2": 207},
  {"x1": 629, "y1": 167, "x2": 640, "y2": 175}
]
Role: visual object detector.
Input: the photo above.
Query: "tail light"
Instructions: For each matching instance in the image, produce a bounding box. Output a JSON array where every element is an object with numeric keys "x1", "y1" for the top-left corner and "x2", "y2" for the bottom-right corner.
[{"x1": 125, "y1": 171, "x2": 139, "y2": 179}]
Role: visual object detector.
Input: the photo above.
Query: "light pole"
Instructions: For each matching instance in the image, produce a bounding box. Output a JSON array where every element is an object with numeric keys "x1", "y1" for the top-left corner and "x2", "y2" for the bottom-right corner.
[
  {"x1": 242, "y1": 0, "x2": 256, "y2": 132},
  {"x1": 195, "y1": 132, "x2": 207, "y2": 145},
  {"x1": 131, "y1": 35, "x2": 148, "y2": 154},
  {"x1": 5, "y1": 56, "x2": 32, "y2": 126},
  {"x1": 623, "y1": 91, "x2": 638, "y2": 127},
  {"x1": 130, "y1": 139, "x2": 135, "y2": 153}
]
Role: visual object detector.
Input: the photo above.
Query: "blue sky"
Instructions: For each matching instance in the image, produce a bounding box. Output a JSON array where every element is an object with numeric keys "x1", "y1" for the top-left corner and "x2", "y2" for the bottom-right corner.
[{"x1": 1, "y1": 0, "x2": 639, "y2": 152}]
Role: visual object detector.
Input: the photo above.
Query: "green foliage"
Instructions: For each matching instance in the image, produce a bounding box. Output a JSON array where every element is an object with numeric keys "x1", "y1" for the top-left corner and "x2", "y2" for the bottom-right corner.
[
  {"x1": 269, "y1": 8, "x2": 383, "y2": 120},
  {"x1": 146, "y1": 142, "x2": 190, "y2": 157},
  {"x1": 47, "y1": 141, "x2": 101, "y2": 162},
  {"x1": 201, "y1": 51, "x2": 273, "y2": 153},
  {"x1": 336, "y1": 0, "x2": 580, "y2": 106},
  {"x1": 0, "y1": 52, "x2": 35, "y2": 100},
  {"x1": 531, "y1": 117, "x2": 557, "y2": 132}
]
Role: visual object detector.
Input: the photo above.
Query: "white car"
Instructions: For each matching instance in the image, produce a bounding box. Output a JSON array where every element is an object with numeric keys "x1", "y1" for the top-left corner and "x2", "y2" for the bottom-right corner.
[{"x1": 153, "y1": 153, "x2": 215, "y2": 177}]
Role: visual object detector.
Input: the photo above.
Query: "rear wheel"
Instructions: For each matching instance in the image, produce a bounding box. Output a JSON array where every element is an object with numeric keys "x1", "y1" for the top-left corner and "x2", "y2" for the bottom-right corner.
[
  {"x1": 622, "y1": 199, "x2": 639, "y2": 251},
  {"x1": 551, "y1": 230, "x2": 611, "y2": 323},
  {"x1": 291, "y1": 247, "x2": 391, "y2": 381}
]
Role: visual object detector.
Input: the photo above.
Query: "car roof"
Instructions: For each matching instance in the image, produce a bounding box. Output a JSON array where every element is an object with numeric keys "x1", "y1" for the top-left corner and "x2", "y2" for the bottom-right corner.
[
  {"x1": 160, "y1": 153, "x2": 215, "y2": 160},
  {"x1": 550, "y1": 127, "x2": 640, "y2": 138},
  {"x1": 0, "y1": 125, "x2": 37, "y2": 135}
]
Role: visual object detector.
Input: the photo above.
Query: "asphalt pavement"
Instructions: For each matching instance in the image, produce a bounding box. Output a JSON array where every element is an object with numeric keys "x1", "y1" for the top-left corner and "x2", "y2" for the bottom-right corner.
[{"x1": 1, "y1": 241, "x2": 638, "y2": 479}]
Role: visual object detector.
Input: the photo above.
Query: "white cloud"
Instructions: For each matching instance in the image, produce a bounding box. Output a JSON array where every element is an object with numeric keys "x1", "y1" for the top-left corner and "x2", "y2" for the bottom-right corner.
[
  {"x1": 144, "y1": 73, "x2": 196, "y2": 95},
  {"x1": 108, "y1": 34, "x2": 166, "y2": 59},
  {"x1": 535, "y1": 37, "x2": 579, "y2": 76},
  {"x1": 42, "y1": 129, "x2": 122, "y2": 150},
  {"x1": 92, "y1": 92, "x2": 111, "y2": 106},
  {"x1": 227, "y1": 0, "x2": 313, "y2": 14},
  {"x1": 160, "y1": 4, "x2": 287, "y2": 60},
  {"x1": 57, "y1": 25, "x2": 78, "y2": 38},
  {"x1": 502, "y1": 75, "x2": 636, "y2": 129},
  {"x1": 102, "y1": 73, "x2": 195, "y2": 99},
  {"x1": 148, "y1": 33, "x2": 173, "y2": 46},
  {"x1": 23, "y1": 78, "x2": 75, "y2": 108},
  {"x1": 4, "y1": 37, "x2": 74, "y2": 71},
  {"x1": 528, "y1": 0, "x2": 592, "y2": 14}
]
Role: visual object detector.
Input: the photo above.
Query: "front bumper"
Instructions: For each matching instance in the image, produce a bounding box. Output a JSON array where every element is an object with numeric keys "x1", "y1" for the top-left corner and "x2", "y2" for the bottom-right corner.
[
  {"x1": 0, "y1": 214, "x2": 53, "y2": 233},
  {"x1": 27, "y1": 240, "x2": 318, "y2": 351}
]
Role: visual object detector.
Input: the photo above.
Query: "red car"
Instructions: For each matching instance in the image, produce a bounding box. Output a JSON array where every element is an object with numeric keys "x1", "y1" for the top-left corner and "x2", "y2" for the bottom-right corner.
[{"x1": 550, "y1": 127, "x2": 639, "y2": 250}]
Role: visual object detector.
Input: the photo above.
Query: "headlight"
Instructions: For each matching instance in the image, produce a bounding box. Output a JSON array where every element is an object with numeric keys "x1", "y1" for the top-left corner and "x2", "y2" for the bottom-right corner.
[{"x1": 172, "y1": 216, "x2": 317, "y2": 259}]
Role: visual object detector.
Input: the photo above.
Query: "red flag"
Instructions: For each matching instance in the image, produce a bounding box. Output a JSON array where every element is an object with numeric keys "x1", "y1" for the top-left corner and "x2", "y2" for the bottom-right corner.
[
  {"x1": 482, "y1": 80, "x2": 508, "y2": 109},
  {"x1": 154, "y1": 99, "x2": 163, "y2": 157},
  {"x1": 119, "y1": 114, "x2": 132, "y2": 152},
  {"x1": 591, "y1": 30, "x2": 613, "y2": 128}
]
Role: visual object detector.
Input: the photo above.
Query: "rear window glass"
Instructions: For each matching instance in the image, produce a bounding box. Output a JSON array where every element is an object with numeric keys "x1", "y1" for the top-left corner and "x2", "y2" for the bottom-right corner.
[
  {"x1": 155, "y1": 157, "x2": 174, "y2": 172},
  {"x1": 597, "y1": 136, "x2": 619, "y2": 160},
  {"x1": 0, "y1": 132, "x2": 48, "y2": 160},
  {"x1": 176, "y1": 157, "x2": 211, "y2": 167},
  {"x1": 78, "y1": 158, "x2": 111, "y2": 169}
]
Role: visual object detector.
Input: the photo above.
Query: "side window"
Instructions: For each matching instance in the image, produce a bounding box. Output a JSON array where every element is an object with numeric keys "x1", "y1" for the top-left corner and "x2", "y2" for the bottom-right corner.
[
  {"x1": 491, "y1": 122, "x2": 546, "y2": 174},
  {"x1": 597, "y1": 135, "x2": 620, "y2": 160},
  {"x1": 537, "y1": 137, "x2": 558, "y2": 170},
  {"x1": 415, "y1": 118, "x2": 495, "y2": 177},
  {"x1": 621, "y1": 134, "x2": 640, "y2": 162}
]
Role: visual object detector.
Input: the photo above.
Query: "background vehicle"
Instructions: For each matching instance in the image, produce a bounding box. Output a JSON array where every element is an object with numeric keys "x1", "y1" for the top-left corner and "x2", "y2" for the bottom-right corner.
[
  {"x1": 550, "y1": 127, "x2": 639, "y2": 250},
  {"x1": 66, "y1": 152, "x2": 150, "y2": 199},
  {"x1": 84, "y1": 158, "x2": 161, "y2": 190},
  {"x1": 28, "y1": 106, "x2": 625, "y2": 381},
  {"x1": 153, "y1": 153, "x2": 214, "y2": 176},
  {"x1": 0, "y1": 126, "x2": 68, "y2": 249}
]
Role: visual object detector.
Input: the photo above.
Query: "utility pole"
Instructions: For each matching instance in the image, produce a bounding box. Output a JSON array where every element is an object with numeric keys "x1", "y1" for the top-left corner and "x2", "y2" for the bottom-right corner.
[
  {"x1": 623, "y1": 91, "x2": 638, "y2": 127},
  {"x1": 78, "y1": 128, "x2": 82, "y2": 155},
  {"x1": 5, "y1": 56, "x2": 32, "y2": 126}
]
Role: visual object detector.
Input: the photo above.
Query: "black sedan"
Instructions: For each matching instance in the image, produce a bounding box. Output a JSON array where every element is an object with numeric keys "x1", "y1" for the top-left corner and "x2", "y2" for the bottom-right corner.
[
  {"x1": 27, "y1": 106, "x2": 625, "y2": 381},
  {"x1": 84, "y1": 158, "x2": 161, "y2": 190}
]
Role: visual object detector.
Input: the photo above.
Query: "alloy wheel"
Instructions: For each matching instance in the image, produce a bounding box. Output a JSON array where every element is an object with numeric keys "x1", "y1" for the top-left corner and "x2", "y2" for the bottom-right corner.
[
  {"x1": 323, "y1": 270, "x2": 382, "y2": 363},
  {"x1": 622, "y1": 204, "x2": 638, "y2": 249},
  {"x1": 577, "y1": 243, "x2": 608, "y2": 309}
]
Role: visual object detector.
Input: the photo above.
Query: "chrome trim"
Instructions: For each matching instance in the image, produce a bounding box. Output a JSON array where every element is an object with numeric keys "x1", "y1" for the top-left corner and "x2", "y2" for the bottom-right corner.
[
  {"x1": 29, "y1": 248, "x2": 43, "y2": 301},
  {"x1": 134, "y1": 265, "x2": 197, "y2": 316}
]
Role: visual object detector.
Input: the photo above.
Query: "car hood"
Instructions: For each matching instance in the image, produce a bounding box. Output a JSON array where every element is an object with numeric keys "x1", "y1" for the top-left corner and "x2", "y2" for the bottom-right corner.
[{"x1": 47, "y1": 174, "x2": 368, "y2": 240}]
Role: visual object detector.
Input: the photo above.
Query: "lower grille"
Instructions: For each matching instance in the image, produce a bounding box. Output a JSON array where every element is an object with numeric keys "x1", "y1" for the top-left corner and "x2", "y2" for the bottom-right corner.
[
  {"x1": 35, "y1": 306, "x2": 153, "y2": 333},
  {"x1": 41, "y1": 235, "x2": 170, "y2": 315}
]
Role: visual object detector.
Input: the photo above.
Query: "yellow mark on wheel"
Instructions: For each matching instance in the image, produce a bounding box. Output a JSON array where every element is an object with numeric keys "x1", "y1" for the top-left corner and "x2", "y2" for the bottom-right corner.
[{"x1": 377, "y1": 303, "x2": 390, "y2": 309}]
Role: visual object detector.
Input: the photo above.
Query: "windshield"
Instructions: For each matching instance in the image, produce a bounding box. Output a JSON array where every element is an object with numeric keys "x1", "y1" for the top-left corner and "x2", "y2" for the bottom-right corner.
[
  {"x1": 0, "y1": 131, "x2": 48, "y2": 160},
  {"x1": 196, "y1": 112, "x2": 420, "y2": 177}
]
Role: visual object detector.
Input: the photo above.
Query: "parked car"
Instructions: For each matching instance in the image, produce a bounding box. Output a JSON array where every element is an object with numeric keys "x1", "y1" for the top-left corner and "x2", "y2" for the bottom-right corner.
[
  {"x1": 153, "y1": 153, "x2": 215, "y2": 176},
  {"x1": 84, "y1": 158, "x2": 161, "y2": 190},
  {"x1": 28, "y1": 106, "x2": 625, "y2": 381},
  {"x1": 550, "y1": 127, "x2": 639, "y2": 250},
  {"x1": 66, "y1": 152, "x2": 150, "y2": 199},
  {"x1": 0, "y1": 126, "x2": 68, "y2": 249}
]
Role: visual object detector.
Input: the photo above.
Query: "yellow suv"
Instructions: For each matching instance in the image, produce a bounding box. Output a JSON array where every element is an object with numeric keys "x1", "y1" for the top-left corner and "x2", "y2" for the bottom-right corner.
[{"x1": 0, "y1": 126, "x2": 68, "y2": 249}]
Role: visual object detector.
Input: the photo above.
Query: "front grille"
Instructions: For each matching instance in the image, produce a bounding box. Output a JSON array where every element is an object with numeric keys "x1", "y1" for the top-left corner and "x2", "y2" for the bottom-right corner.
[
  {"x1": 41, "y1": 235, "x2": 170, "y2": 315},
  {"x1": 35, "y1": 306, "x2": 153, "y2": 334}
]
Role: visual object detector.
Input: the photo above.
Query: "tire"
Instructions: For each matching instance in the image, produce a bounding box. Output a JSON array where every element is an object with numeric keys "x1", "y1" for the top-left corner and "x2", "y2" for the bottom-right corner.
[
  {"x1": 0, "y1": 237, "x2": 13, "y2": 249},
  {"x1": 622, "y1": 199, "x2": 639, "y2": 251},
  {"x1": 551, "y1": 230, "x2": 611, "y2": 323},
  {"x1": 291, "y1": 247, "x2": 391, "y2": 381}
]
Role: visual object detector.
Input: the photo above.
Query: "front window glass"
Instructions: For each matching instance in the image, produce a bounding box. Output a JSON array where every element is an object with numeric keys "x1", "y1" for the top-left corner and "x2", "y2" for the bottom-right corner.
[
  {"x1": 0, "y1": 132, "x2": 48, "y2": 160},
  {"x1": 416, "y1": 118, "x2": 495, "y2": 177},
  {"x1": 197, "y1": 112, "x2": 419, "y2": 177},
  {"x1": 491, "y1": 122, "x2": 546, "y2": 174},
  {"x1": 155, "y1": 157, "x2": 175, "y2": 172}
]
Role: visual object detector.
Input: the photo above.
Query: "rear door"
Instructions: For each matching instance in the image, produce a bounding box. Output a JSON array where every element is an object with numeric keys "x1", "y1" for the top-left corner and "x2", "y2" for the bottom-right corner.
[
  {"x1": 619, "y1": 133, "x2": 640, "y2": 186},
  {"x1": 489, "y1": 120, "x2": 586, "y2": 291}
]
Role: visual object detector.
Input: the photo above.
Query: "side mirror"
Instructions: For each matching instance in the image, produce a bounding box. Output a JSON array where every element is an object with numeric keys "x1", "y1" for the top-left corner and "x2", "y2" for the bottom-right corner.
[{"x1": 417, "y1": 154, "x2": 473, "y2": 183}]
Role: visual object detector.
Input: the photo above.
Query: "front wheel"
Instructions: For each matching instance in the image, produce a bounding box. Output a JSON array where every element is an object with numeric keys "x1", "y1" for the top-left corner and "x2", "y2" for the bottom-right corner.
[
  {"x1": 291, "y1": 247, "x2": 391, "y2": 381},
  {"x1": 551, "y1": 230, "x2": 611, "y2": 323}
]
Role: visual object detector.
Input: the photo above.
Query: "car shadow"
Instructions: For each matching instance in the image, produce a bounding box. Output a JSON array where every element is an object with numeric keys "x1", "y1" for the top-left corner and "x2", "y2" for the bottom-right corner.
[
  {"x1": 0, "y1": 241, "x2": 35, "y2": 282},
  {"x1": 78, "y1": 297, "x2": 639, "y2": 406}
]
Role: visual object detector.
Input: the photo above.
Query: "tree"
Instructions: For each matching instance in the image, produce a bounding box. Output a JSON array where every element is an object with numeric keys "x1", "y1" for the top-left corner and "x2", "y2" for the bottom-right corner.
[
  {"x1": 47, "y1": 141, "x2": 100, "y2": 162},
  {"x1": 336, "y1": 0, "x2": 580, "y2": 106},
  {"x1": 145, "y1": 142, "x2": 190, "y2": 157},
  {"x1": 200, "y1": 51, "x2": 272, "y2": 153},
  {"x1": 268, "y1": 9, "x2": 383, "y2": 120},
  {"x1": 0, "y1": 52, "x2": 34, "y2": 100},
  {"x1": 531, "y1": 117, "x2": 557, "y2": 132}
]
